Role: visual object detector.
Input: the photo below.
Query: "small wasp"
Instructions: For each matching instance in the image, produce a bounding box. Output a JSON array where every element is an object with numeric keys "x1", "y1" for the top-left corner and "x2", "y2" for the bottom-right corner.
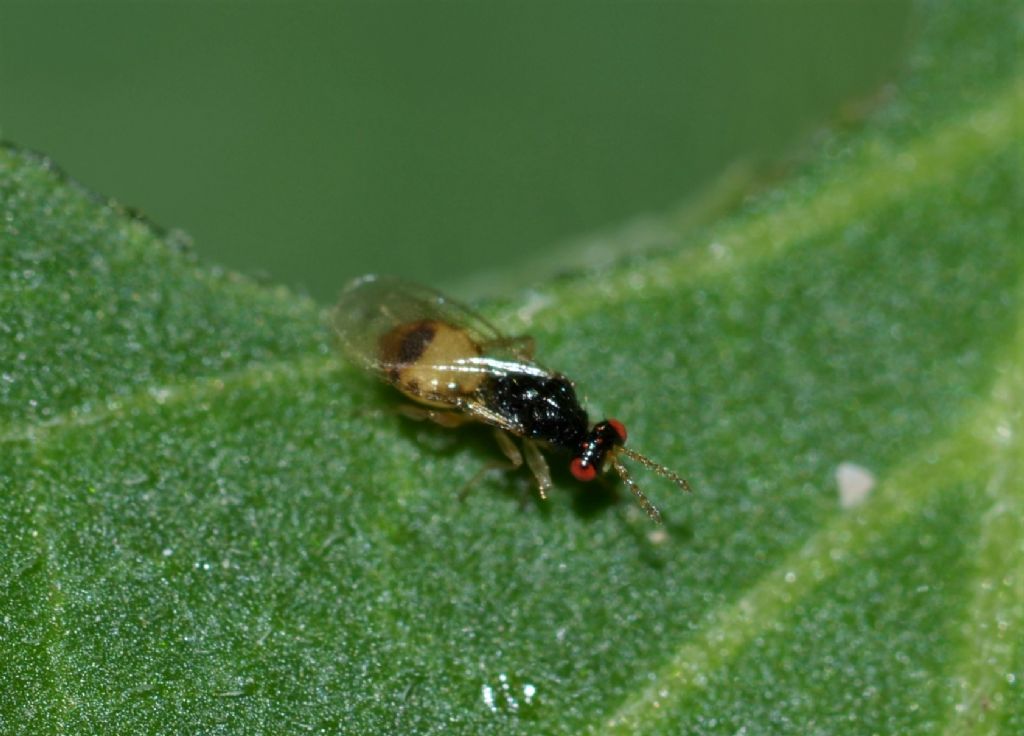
[{"x1": 332, "y1": 275, "x2": 690, "y2": 522}]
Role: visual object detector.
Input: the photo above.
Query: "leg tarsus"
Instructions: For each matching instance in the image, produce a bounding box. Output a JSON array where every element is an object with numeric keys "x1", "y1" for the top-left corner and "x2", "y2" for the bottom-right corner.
[
  {"x1": 522, "y1": 440, "x2": 552, "y2": 500},
  {"x1": 458, "y1": 430, "x2": 523, "y2": 502}
]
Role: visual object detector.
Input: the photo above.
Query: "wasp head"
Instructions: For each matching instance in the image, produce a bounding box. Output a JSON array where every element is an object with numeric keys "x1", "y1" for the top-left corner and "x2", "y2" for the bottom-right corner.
[{"x1": 569, "y1": 419, "x2": 627, "y2": 482}]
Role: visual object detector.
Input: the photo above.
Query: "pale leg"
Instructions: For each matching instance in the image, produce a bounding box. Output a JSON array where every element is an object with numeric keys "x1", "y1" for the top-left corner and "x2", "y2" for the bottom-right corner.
[
  {"x1": 458, "y1": 429, "x2": 523, "y2": 501},
  {"x1": 521, "y1": 440, "x2": 552, "y2": 500},
  {"x1": 492, "y1": 429, "x2": 523, "y2": 468}
]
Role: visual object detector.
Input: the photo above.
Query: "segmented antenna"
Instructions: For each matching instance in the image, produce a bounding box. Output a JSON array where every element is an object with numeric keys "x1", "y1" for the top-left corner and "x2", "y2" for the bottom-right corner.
[
  {"x1": 619, "y1": 447, "x2": 692, "y2": 493},
  {"x1": 612, "y1": 459, "x2": 663, "y2": 524}
]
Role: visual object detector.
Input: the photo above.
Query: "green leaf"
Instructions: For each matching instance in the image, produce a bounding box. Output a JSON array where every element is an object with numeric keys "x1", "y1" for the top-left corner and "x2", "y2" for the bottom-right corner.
[{"x1": 3, "y1": 2, "x2": 1023, "y2": 734}]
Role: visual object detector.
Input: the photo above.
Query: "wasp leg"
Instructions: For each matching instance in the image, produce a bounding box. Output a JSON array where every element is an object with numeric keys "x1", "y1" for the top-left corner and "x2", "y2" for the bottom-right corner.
[
  {"x1": 396, "y1": 404, "x2": 471, "y2": 428},
  {"x1": 457, "y1": 429, "x2": 523, "y2": 501},
  {"x1": 493, "y1": 429, "x2": 524, "y2": 467},
  {"x1": 521, "y1": 439, "x2": 552, "y2": 500}
]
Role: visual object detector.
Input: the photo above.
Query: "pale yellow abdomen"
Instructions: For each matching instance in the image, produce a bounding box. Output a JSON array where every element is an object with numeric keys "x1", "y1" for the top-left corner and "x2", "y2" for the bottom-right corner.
[{"x1": 377, "y1": 319, "x2": 484, "y2": 407}]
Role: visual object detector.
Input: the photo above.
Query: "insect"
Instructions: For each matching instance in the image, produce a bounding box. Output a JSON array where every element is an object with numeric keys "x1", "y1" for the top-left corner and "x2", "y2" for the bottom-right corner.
[{"x1": 332, "y1": 274, "x2": 690, "y2": 523}]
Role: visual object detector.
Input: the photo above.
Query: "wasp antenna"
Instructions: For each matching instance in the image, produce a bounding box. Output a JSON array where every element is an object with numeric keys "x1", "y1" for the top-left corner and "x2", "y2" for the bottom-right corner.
[
  {"x1": 619, "y1": 447, "x2": 692, "y2": 493},
  {"x1": 612, "y1": 458, "x2": 663, "y2": 524}
]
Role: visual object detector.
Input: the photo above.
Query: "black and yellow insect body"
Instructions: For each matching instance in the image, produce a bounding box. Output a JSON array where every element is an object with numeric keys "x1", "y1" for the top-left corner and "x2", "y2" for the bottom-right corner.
[{"x1": 333, "y1": 274, "x2": 690, "y2": 523}]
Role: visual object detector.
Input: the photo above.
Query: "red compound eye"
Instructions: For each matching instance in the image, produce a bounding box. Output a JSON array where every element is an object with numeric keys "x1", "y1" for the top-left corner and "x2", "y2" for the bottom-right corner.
[
  {"x1": 570, "y1": 457, "x2": 597, "y2": 482},
  {"x1": 607, "y1": 418, "x2": 627, "y2": 442}
]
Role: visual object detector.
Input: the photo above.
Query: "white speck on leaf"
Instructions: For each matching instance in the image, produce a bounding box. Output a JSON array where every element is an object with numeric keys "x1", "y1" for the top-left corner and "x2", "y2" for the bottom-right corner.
[{"x1": 836, "y1": 461, "x2": 876, "y2": 508}]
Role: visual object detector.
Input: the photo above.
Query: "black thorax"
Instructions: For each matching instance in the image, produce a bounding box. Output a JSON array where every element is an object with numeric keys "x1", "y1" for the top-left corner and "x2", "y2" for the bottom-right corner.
[{"x1": 485, "y1": 373, "x2": 589, "y2": 449}]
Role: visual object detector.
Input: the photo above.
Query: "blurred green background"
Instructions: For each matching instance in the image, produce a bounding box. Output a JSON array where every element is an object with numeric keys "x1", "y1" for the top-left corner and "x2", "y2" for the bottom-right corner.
[{"x1": 0, "y1": 1, "x2": 912, "y2": 303}]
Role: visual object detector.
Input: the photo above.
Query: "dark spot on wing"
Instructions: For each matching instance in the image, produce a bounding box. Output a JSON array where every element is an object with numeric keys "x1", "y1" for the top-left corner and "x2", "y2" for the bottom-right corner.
[
  {"x1": 398, "y1": 321, "x2": 436, "y2": 364},
  {"x1": 379, "y1": 319, "x2": 437, "y2": 368}
]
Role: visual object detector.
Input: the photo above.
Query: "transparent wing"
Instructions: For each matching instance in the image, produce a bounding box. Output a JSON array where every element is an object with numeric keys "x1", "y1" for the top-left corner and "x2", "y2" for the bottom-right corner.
[
  {"x1": 331, "y1": 274, "x2": 540, "y2": 388},
  {"x1": 454, "y1": 395, "x2": 529, "y2": 436}
]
